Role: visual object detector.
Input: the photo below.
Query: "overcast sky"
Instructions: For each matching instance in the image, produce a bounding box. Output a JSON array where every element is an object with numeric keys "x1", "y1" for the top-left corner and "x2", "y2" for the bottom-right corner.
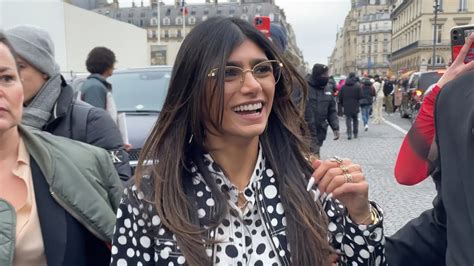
[{"x1": 118, "y1": 0, "x2": 351, "y2": 65}]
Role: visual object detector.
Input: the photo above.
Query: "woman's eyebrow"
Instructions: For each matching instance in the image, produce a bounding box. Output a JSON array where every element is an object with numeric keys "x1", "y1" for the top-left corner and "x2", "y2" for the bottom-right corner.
[
  {"x1": 226, "y1": 58, "x2": 269, "y2": 67},
  {"x1": 0, "y1": 66, "x2": 13, "y2": 73}
]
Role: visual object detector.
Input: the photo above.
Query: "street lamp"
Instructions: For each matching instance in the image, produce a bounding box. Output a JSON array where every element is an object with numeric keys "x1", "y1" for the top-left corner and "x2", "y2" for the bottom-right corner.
[
  {"x1": 156, "y1": 0, "x2": 161, "y2": 44},
  {"x1": 432, "y1": 0, "x2": 440, "y2": 70}
]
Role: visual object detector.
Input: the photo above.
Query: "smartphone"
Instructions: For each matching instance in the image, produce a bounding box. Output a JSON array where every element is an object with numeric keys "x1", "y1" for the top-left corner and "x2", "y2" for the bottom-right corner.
[
  {"x1": 253, "y1": 16, "x2": 271, "y2": 37},
  {"x1": 451, "y1": 25, "x2": 474, "y2": 63}
]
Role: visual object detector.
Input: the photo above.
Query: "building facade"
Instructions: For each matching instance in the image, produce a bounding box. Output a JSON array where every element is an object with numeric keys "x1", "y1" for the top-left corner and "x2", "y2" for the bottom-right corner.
[
  {"x1": 391, "y1": 0, "x2": 474, "y2": 74},
  {"x1": 328, "y1": 0, "x2": 394, "y2": 76},
  {"x1": 88, "y1": 0, "x2": 305, "y2": 69},
  {"x1": 357, "y1": 11, "x2": 392, "y2": 75}
]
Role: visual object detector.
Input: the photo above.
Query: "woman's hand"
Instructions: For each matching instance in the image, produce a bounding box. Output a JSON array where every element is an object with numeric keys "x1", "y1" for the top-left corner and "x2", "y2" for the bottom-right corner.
[
  {"x1": 438, "y1": 33, "x2": 474, "y2": 88},
  {"x1": 309, "y1": 158, "x2": 371, "y2": 224}
]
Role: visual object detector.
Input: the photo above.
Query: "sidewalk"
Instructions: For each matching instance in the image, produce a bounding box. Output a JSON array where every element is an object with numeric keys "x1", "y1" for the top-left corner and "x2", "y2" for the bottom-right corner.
[{"x1": 320, "y1": 116, "x2": 436, "y2": 235}]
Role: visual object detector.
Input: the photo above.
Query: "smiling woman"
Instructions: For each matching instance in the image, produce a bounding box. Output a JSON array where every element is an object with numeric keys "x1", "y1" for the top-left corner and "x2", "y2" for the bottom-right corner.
[{"x1": 110, "y1": 17, "x2": 386, "y2": 266}]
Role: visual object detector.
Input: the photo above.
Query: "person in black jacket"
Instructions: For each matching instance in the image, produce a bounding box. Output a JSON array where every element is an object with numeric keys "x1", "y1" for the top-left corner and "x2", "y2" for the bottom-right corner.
[
  {"x1": 339, "y1": 73, "x2": 361, "y2": 139},
  {"x1": 306, "y1": 64, "x2": 339, "y2": 157},
  {"x1": 6, "y1": 25, "x2": 131, "y2": 181}
]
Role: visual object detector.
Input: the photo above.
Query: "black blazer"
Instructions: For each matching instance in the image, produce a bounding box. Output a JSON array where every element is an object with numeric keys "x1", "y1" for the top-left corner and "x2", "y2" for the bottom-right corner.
[
  {"x1": 386, "y1": 70, "x2": 474, "y2": 265},
  {"x1": 31, "y1": 158, "x2": 111, "y2": 266}
]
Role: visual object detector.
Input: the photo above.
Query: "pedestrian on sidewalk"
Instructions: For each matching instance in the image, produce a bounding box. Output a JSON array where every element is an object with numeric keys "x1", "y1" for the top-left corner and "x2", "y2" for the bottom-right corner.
[
  {"x1": 5, "y1": 25, "x2": 131, "y2": 181},
  {"x1": 110, "y1": 17, "x2": 386, "y2": 266},
  {"x1": 338, "y1": 72, "x2": 361, "y2": 139},
  {"x1": 383, "y1": 76, "x2": 395, "y2": 114},
  {"x1": 0, "y1": 31, "x2": 123, "y2": 266},
  {"x1": 80, "y1": 46, "x2": 118, "y2": 122},
  {"x1": 372, "y1": 75, "x2": 384, "y2": 124},
  {"x1": 306, "y1": 63, "x2": 340, "y2": 157},
  {"x1": 359, "y1": 78, "x2": 376, "y2": 131}
]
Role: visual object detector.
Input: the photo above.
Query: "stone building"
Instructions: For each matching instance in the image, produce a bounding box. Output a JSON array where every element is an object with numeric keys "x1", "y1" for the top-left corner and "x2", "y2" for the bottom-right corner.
[
  {"x1": 83, "y1": 0, "x2": 306, "y2": 68},
  {"x1": 390, "y1": 0, "x2": 474, "y2": 74}
]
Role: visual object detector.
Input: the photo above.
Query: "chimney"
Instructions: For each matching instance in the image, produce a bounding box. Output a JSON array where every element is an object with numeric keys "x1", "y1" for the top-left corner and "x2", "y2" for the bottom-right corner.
[
  {"x1": 141, "y1": 1, "x2": 144, "y2": 7},
  {"x1": 132, "y1": 1, "x2": 136, "y2": 8}
]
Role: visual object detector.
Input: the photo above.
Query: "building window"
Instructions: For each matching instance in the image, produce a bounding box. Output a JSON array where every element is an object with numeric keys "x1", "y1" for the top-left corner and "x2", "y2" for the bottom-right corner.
[
  {"x1": 164, "y1": 30, "x2": 169, "y2": 38},
  {"x1": 459, "y1": 0, "x2": 468, "y2": 11},
  {"x1": 362, "y1": 36, "x2": 365, "y2": 43},
  {"x1": 434, "y1": 24, "x2": 442, "y2": 44},
  {"x1": 189, "y1": 16, "x2": 196, "y2": 25},
  {"x1": 128, "y1": 12, "x2": 134, "y2": 18},
  {"x1": 243, "y1": 6, "x2": 248, "y2": 13},
  {"x1": 384, "y1": 33, "x2": 388, "y2": 41},
  {"x1": 428, "y1": 55, "x2": 445, "y2": 65},
  {"x1": 202, "y1": 15, "x2": 208, "y2": 21},
  {"x1": 438, "y1": 0, "x2": 443, "y2": 11},
  {"x1": 383, "y1": 44, "x2": 388, "y2": 52},
  {"x1": 141, "y1": 12, "x2": 145, "y2": 17},
  {"x1": 150, "y1": 18, "x2": 158, "y2": 26},
  {"x1": 177, "y1": 29, "x2": 182, "y2": 38},
  {"x1": 217, "y1": 7, "x2": 222, "y2": 14},
  {"x1": 176, "y1": 17, "x2": 183, "y2": 25},
  {"x1": 140, "y1": 19, "x2": 144, "y2": 27},
  {"x1": 204, "y1": 9, "x2": 209, "y2": 15},
  {"x1": 240, "y1": 14, "x2": 248, "y2": 21},
  {"x1": 230, "y1": 6, "x2": 235, "y2": 14},
  {"x1": 116, "y1": 12, "x2": 121, "y2": 18},
  {"x1": 152, "y1": 30, "x2": 156, "y2": 39},
  {"x1": 256, "y1": 5, "x2": 262, "y2": 13},
  {"x1": 163, "y1": 17, "x2": 170, "y2": 25}
]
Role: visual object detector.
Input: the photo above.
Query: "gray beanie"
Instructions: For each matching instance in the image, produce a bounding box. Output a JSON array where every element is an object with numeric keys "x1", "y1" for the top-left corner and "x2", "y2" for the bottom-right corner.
[{"x1": 6, "y1": 25, "x2": 60, "y2": 77}]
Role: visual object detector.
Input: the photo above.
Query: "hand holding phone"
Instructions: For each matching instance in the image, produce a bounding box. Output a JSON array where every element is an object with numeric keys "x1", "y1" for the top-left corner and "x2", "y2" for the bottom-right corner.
[
  {"x1": 437, "y1": 29, "x2": 474, "y2": 88},
  {"x1": 451, "y1": 25, "x2": 474, "y2": 63}
]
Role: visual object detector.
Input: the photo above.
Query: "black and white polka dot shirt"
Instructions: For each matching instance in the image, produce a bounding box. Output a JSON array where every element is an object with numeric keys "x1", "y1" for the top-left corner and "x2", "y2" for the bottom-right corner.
[{"x1": 111, "y1": 149, "x2": 386, "y2": 265}]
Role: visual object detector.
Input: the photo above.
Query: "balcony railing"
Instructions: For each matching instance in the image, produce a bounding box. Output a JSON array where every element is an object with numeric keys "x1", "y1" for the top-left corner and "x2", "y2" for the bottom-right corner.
[{"x1": 391, "y1": 40, "x2": 450, "y2": 59}]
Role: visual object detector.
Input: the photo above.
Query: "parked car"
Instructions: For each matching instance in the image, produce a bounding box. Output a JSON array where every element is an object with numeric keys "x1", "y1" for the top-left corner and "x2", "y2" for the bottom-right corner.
[
  {"x1": 71, "y1": 66, "x2": 172, "y2": 171},
  {"x1": 400, "y1": 70, "x2": 444, "y2": 120}
]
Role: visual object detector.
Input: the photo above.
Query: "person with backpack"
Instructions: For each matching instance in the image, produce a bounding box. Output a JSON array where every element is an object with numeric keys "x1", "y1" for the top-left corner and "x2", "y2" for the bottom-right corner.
[
  {"x1": 339, "y1": 73, "x2": 361, "y2": 139},
  {"x1": 359, "y1": 78, "x2": 376, "y2": 131},
  {"x1": 5, "y1": 25, "x2": 131, "y2": 181}
]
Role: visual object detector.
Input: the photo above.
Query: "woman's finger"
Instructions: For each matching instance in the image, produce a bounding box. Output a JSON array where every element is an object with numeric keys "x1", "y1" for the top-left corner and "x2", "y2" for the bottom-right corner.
[
  {"x1": 310, "y1": 160, "x2": 340, "y2": 184},
  {"x1": 316, "y1": 164, "x2": 360, "y2": 194},
  {"x1": 326, "y1": 172, "x2": 365, "y2": 194},
  {"x1": 332, "y1": 181, "x2": 369, "y2": 199}
]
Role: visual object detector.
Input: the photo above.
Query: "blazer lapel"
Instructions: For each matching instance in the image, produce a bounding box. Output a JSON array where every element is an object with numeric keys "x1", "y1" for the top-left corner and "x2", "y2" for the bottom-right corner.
[{"x1": 31, "y1": 158, "x2": 67, "y2": 266}]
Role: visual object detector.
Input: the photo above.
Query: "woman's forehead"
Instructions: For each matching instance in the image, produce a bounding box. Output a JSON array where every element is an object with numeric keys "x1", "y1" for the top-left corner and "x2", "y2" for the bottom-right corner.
[{"x1": 0, "y1": 43, "x2": 17, "y2": 69}]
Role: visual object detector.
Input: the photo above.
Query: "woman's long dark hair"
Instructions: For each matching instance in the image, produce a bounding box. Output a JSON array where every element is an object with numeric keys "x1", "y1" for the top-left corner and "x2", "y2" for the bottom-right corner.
[{"x1": 136, "y1": 17, "x2": 333, "y2": 265}]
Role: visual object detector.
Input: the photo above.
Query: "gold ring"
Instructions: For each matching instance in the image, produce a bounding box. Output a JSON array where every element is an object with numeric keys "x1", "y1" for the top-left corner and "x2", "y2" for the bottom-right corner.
[
  {"x1": 340, "y1": 164, "x2": 349, "y2": 173},
  {"x1": 331, "y1": 156, "x2": 344, "y2": 164},
  {"x1": 344, "y1": 173, "x2": 353, "y2": 183}
]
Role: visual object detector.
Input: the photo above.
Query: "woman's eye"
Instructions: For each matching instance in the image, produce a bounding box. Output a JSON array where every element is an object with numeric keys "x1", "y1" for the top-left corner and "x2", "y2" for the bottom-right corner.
[
  {"x1": 224, "y1": 68, "x2": 241, "y2": 79},
  {"x1": 0, "y1": 75, "x2": 15, "y2": 83},
  {"x1": 254, "y1": 64, "x2": 273, "y2": 75}
]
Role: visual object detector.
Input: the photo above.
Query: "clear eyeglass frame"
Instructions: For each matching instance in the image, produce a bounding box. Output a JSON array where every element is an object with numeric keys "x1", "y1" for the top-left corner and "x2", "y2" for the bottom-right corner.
[{"x1": 207, "y1": 60, "x2": 284, "y2": 86}]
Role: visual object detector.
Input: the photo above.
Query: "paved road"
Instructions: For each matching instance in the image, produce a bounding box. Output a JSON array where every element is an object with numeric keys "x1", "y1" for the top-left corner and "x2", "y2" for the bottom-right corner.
[{"x1": 320, "y1": 113, "x2": 436, "y2": 236}]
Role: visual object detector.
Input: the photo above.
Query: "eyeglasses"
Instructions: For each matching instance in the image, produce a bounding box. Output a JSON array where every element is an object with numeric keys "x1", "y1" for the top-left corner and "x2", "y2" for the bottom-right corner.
[{"x1": 207, "y1": 60, "x2": 283, "y2": 87}]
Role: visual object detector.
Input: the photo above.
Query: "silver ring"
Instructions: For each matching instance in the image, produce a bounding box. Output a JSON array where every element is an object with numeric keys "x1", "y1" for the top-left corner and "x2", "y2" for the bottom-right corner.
[{"x1": 331, "y1": 155, "x2": 344, "y2": 164}]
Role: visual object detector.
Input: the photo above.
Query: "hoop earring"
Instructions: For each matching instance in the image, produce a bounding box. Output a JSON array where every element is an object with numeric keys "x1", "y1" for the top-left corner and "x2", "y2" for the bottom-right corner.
[{"x1": 188, "y1": 134, "x2": 194, "y2": 144}]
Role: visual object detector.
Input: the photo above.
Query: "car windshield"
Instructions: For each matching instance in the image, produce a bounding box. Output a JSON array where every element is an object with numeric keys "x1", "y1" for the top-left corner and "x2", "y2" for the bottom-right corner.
[{"x1": 108, "y1": 69, "x2": 171, "y2": 112}]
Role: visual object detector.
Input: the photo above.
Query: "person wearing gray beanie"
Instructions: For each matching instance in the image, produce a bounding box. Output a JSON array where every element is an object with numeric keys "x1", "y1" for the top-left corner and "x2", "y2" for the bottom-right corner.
[{"x1": 5, "y1": 25, "x2": 132, "y2": 181}]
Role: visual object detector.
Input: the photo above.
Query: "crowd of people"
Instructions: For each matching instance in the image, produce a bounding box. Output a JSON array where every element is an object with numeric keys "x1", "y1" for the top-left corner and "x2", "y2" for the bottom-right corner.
[{"x1": 1, "y1": 16, "x2": 474, "y2": 266}]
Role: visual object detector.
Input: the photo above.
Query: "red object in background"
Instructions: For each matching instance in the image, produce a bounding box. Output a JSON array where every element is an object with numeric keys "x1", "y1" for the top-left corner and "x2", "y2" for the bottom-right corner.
[
  {"x1": 451, "y1": 25, "x2": 474, "y2": 63},
  {"x1": 180, "y1": 7, "x2": 188, "y2": 16},
  {"x1": 253, "y1": 16, "x2": 271, "y2": 37}
]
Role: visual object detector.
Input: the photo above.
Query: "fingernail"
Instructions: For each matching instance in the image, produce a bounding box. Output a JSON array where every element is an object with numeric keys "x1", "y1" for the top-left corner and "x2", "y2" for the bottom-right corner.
[
  {"x1": 306, "y1": 177, "x2": 315, "y2": 191},
  {"x1": 314, "y1": 188, "x2": 321, "y2": 199},
  {"x1": 321, "y1": 192, "x2": 327, "y2": 202},
  {"x1": 327, "y1": 193, "x2": 333, "y2": 200}
]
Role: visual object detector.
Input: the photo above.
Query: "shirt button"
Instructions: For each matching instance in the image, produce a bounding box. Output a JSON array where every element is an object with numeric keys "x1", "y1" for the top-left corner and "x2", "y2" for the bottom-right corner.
[{"x1": 369, "y1": 232, "x2": 377, "y2": 240}]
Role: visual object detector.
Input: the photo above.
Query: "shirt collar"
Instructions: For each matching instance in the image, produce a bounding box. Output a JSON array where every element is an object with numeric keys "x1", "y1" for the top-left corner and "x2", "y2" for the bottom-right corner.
[{"x1": 198, "y1": 145, "x2": 265, "y2": 207}]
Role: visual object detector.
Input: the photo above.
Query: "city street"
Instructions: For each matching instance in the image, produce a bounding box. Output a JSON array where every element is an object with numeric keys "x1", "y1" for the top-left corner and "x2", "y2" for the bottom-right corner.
[{"x1": 321, "y1": 113, "x2": 436, "y2": 236}]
